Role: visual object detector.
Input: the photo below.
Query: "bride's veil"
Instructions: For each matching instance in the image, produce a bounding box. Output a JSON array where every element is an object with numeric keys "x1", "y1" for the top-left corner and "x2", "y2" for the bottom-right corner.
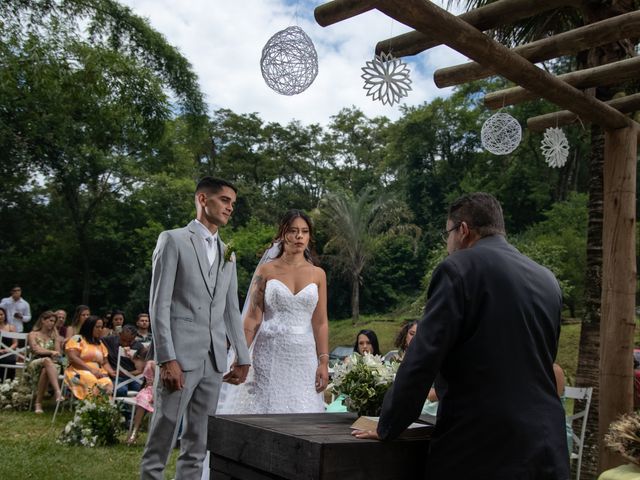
[{"x1": 215, "y1": 241, "x2": 281, "y2": 413}]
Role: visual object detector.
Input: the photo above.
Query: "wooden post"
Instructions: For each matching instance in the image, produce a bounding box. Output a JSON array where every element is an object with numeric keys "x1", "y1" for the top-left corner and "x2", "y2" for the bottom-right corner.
[{"x1": 600, "y1": 125, "x2": 638, "y2": 471}]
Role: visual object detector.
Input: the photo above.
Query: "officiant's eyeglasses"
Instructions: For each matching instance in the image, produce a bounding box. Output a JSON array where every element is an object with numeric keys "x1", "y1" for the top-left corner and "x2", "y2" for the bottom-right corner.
[{"x1": 440, "y1": 222, "x2": 461, "y2": 243}]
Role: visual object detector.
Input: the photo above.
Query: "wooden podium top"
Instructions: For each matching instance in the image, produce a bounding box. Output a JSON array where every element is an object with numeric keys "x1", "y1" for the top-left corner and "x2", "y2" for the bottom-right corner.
[{"x1": 208, "y1": 412, "x2": 433, "y2": 480}]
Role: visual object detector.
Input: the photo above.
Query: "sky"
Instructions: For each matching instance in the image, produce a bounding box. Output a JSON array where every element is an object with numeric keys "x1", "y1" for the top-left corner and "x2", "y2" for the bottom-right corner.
[{"x1": 120, "y1": 0, "x2": 468, "y2": 126}]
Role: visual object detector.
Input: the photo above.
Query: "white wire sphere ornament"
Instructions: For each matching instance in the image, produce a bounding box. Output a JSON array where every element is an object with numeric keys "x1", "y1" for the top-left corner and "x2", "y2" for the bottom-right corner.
[
  {"x1": 260, "y1": 26, "x2": 318, "y2": 96},
  {"x1": 361, "y1": 52, "x2": 412, "y2": 106},
  {"x1": 480, "y1": 112, "x2": 522, "y2": 155},
  {"x1": 541, "y1": 127, "x2": 570, "y2": 168}
]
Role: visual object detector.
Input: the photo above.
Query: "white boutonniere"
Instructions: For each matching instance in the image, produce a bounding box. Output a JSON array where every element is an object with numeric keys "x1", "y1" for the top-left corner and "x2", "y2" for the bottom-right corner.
[{"x1": 223, "y1": 242, "x2": 237, "y2": 267}]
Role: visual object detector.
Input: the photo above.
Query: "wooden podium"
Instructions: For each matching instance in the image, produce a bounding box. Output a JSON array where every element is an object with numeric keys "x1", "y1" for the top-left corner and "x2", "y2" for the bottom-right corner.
[{"x1": 207, "y1": 412, "x2": 433, "y2": 479}]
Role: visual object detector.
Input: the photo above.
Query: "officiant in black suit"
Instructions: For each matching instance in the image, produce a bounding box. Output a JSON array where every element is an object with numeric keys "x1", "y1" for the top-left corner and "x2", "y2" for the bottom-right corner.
[{"x1": 353, "y1": 192, "x2": 569, "y2": 479}]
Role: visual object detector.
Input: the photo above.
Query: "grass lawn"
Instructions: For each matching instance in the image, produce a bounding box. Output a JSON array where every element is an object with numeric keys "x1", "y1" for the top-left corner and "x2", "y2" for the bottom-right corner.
[{"x1": 0, "y1": 403, "x2": 178, "y2": 480}]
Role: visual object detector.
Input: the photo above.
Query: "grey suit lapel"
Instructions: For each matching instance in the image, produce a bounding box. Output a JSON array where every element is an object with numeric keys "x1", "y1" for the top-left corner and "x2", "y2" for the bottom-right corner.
[{"x1": 187, "y1": 221, "x2": 215, "y2": 296}]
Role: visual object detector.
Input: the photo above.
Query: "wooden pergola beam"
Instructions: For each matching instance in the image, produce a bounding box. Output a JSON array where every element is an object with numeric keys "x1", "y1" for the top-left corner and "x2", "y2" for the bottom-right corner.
[
  {"x1": 315, "y1": 0, "x2": 377, "y2": 27},
  {"x1": 372, "y1": 0, "x2": 631, "y2": 130},
  {"x1": 435, "y1": 10, "x2": 640, "y2": 88},
  {"x1": 373, "y1": 0, "x2": 581, "y2": 57},
  {"x1": 527, "y1": 93, "x2": 640, "y2": 131},
  {"x1": 485, "y1": 57, "x2": 640, "y2": 110}
]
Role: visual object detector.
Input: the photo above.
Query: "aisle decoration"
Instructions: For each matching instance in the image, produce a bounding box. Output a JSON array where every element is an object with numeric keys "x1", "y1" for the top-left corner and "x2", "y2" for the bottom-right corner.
[
  {"x1": 361, "y1": 52, "x2": 412, "y2": 106},
  {"x1": 605, "y1": 411, "x2": 640, "y2": 465},
  {"x1": 58, "y1": 393, "x2": 124, "y2": 447},
  {"x1": 331, "y1": 352, "x2": 398, "y2": 417},
  {"x1": 540, "y1": 127, "x2": 569, "y2": 168},
  {"x1": 260, "y1": 26, "x2": 318, "y2": 95},
  {"x1": 481, "y1": 111, "x2": 522, "y2": 155},
  {"x1": 0, "y1": 378, "x2": 31, "y2": 411}
]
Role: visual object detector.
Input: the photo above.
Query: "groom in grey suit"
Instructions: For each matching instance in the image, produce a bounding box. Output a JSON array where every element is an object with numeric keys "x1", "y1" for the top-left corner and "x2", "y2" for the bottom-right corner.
[{"x1": 140, "y1": 177, "x2": 251, "y2": 480}]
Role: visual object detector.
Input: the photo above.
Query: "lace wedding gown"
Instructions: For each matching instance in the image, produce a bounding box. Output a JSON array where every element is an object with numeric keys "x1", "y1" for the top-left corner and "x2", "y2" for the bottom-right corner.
[{"x1": 218, "y1": 278, "x2": 325, "y2": 414}]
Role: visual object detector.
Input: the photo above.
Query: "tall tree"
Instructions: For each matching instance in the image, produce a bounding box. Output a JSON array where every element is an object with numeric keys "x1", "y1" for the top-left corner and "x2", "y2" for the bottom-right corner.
[
  {"x1": 0, "y1": 0, "x2": 207, "y2": 304},
  {"x1": 319, "y1": 188, "x2": 419, "y2": 324}
]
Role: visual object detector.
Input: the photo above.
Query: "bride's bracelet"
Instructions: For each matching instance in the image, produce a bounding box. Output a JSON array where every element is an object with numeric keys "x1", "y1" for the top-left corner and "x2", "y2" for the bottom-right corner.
[{"x1": 317, "y1": 353, "x2": 329, "y2": 360}]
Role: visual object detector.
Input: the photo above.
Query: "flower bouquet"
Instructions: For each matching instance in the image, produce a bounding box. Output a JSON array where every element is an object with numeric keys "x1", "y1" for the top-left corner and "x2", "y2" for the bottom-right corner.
[
  {"x1": 330, "y1": 352, "x2": 397, "y2": 417},
  {"x1": 58, "y1": 393, "x2": 124, "y2": 447},
  {"x1": 605, "y1": 411, "x2": 640, "y2": 465},
  {"x1": 0, "y1": 378, "x2": 32, "y2": 411}
]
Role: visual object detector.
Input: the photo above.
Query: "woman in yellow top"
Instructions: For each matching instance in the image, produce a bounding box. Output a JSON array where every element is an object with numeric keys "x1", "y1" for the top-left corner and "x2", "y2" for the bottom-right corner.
[{"x1": 64, "y1": 315, "x2": 114, "y2": 399}]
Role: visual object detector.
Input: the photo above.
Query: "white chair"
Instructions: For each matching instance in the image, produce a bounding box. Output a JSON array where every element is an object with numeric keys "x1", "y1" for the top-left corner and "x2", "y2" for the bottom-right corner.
[
  {"x1": 112, "y1": 346, "x2": 144, "y2": 433},
  {"x1": 565, "y1": 386, "x2": 593, "y2": 480},
  {"x1": 0, "y1": 331, "x2": 29, "y2": 380}
]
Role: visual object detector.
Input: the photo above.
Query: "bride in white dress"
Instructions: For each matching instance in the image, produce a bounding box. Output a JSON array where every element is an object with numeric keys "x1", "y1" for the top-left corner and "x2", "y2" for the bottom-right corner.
[{"x1": 219, "y1": 209, "x2": 329, "y2": 413}]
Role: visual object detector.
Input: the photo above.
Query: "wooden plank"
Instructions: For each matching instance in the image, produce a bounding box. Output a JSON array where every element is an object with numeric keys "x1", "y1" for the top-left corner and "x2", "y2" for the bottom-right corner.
[
  {"x1": 373, "y1": 0, "x2": 631, "y2": 130},
  {"x1": 599, "y1": 125, "x2": 638, "y2": 471},
  {"x1": 485, "y1": 57, "x2": 640, "y2": 110},
  {"x1": 314, "y1": 0, "x2": 377, "y2": 27},
  {"x1": 527, "y1": 94, "x2": 640, "y2": 131},
  {"x1": 435, "y1": 10, "x2": 640, "y2": 87},
  {"x1": 373, "y1": 0, "x2": 581, "y2": 57}
]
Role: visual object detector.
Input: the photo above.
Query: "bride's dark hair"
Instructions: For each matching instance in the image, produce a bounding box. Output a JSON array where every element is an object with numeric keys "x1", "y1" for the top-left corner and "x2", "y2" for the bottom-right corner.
[{"x1": 274, "y1": 209, "x2": 317, "y2": 265}]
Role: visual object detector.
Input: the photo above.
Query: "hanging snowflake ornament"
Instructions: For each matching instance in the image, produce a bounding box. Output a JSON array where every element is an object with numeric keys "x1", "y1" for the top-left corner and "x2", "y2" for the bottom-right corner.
[
  {"x1": 481, "y1": 112, "x2": 522, "y2": 155},
  {"x1": 541, "y1": 127, "x2": 569, "y2": 168},
  {"x1": 361, "y1": 52, "x2": 412, "y2": 106},
  {"x1": 260, "y1": 26, "x2": 318, "y2": 96}
]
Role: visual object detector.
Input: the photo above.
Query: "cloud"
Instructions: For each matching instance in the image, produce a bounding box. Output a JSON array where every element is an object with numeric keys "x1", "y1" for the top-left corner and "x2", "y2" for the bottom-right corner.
[{"x1": 121, "y1": 0, "x2": 464, "y2": 125}]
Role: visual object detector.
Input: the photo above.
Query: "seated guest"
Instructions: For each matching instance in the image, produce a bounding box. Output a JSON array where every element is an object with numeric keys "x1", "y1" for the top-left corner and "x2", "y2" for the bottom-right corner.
[
  {"x1": 64, "y1": 315, "x2": 113, "y2": 399},
  {"x1": 386, "y1": 320, "x2": 418, "y2": 363},
  {"x1": 65, "y1": 305, "x2": 91, "y2": 340},
  {"x1": 354, "y1": 329, "x2": 381, "y2": 356},
  {"x1": 135, "y1": 312, "x2": 152, "y2": 344},
  {"x1": 0, "y1": 306, "x2": 18, "y2": 380},
  {"x1": 54, "y1": 309, "x2": 67, "y2": 338},
  {"x1": 127, "y1": 345, "x2": 156, "y2": 445},
  {"x1": 27, "y1": 311, "x2": 64, "y2": 413},
  {"x1": 102, "y1": 325, "x2": 144, "y2": 397},
  {"x1": 103, "y1": 310, "x2": 125, "y2": 336}
]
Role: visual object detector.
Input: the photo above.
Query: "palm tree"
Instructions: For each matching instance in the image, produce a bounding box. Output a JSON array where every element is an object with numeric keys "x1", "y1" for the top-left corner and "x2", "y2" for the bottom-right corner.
[
  {"x1": 319, "y1": 188, "x2": 419, "y2": 324},
  {"x1": 446, "y1": 1, "x2": 638, "y2": 477}
]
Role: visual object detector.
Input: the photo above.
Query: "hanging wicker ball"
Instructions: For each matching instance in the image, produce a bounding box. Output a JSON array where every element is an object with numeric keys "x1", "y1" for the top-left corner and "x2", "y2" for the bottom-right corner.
[
  {"x1": 541, "y1": 127, "x2": 570, "y2": 168},
  {"x1": 260, "y1": 26, "x2": 318, "y2": 96},
  {"x1": 481, "y1": 112, "x2": 522, "y2": 155}
]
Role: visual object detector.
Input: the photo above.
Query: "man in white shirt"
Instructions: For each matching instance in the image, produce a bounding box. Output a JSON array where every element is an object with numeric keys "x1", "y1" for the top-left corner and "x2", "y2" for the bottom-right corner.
[{"x1": 0, "y1": 286, "x2": 31, "y2": 332}]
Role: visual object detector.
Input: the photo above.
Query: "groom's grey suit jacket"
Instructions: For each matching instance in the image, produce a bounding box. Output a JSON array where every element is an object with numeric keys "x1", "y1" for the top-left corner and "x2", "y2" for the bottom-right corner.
[{"x1": 150, "y1": 220, "x2": 250, "y2": 371}]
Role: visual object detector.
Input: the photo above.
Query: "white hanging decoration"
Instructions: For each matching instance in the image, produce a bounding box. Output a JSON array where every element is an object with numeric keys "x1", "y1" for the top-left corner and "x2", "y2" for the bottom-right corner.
[
  {"x1": 361, "y1": 52, "x2": 412, "y2": 106},
  {"x1": 480, "y1": 112, "x2": 522, "y2": 155},
  {"x1": 260, "y1": 26, "x2": 318, "y2": 96},
  {"x1": 540, "y1": 127, "x2": 570, "y2": 168}
]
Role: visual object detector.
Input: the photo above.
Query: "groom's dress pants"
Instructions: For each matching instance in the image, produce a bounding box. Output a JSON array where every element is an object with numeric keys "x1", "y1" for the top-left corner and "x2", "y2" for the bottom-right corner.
[{"x1": 141, "y1": 352, "x2": 222, "y2": 480}]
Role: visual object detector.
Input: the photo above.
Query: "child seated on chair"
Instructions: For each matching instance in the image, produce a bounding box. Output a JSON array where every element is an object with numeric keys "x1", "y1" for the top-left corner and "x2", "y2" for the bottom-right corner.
[{"x1": 127, "y1": 348, "x2": 156, "y2": 445}]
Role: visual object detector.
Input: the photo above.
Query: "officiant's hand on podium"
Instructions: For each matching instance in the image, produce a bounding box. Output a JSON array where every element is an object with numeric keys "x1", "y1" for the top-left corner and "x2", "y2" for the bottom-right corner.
[{"x1": 351, "y1": 429, "x2": 380, "y2": 440}]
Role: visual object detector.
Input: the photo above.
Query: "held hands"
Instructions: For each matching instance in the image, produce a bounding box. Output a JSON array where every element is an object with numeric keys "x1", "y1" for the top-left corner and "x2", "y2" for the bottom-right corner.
[
  {"x1": 315, "y1": 363, "x2": 329, "y2": 393},
  {"x1": 223, "y1": 363, "x2": 249, "y2": 385},
  {"x1": 160, "y1": 360, "x2": 185, "y2": 392}
]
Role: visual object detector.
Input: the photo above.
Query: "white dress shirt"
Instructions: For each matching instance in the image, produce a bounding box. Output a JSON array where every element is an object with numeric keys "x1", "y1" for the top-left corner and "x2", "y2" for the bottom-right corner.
[
  {"x1": 194, "y1": 219, "x2": 218, "y2": 266},
  {"x1": 0, "y1": 296, "x2": 31, "y2": 333}
]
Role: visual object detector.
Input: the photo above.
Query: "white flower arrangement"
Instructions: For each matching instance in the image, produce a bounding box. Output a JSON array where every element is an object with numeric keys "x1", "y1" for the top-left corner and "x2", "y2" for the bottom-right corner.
[
  {"x1": 58, "y1": 394, "x2": 125, "y2": 447},
  {"x1": 0, "y1": 378, "x2": 32, "y2": 411},
  {"x1": 330, "y1": 352, "x2": 398, "y2": 416}
]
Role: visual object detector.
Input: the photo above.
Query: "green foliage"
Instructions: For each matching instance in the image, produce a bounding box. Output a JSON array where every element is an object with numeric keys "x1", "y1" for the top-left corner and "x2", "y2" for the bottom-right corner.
[{"x1": 58, "y1": 394, "x2": 124, "y2": 447}]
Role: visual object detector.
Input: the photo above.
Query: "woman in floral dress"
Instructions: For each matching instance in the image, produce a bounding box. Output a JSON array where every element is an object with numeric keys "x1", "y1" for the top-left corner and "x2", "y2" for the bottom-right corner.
[
  {"x1": 27, "y1": 311, "x2": 64, "y2": 413},
  {"x1": 64, "y1": 315, "x2": 113, "y2": 399}
]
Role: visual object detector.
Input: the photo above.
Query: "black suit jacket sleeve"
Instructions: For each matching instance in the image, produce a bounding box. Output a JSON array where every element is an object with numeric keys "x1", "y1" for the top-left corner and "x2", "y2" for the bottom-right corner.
[{"x1": 377, "y1": 259, "x2": 465, "y2": 440}]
